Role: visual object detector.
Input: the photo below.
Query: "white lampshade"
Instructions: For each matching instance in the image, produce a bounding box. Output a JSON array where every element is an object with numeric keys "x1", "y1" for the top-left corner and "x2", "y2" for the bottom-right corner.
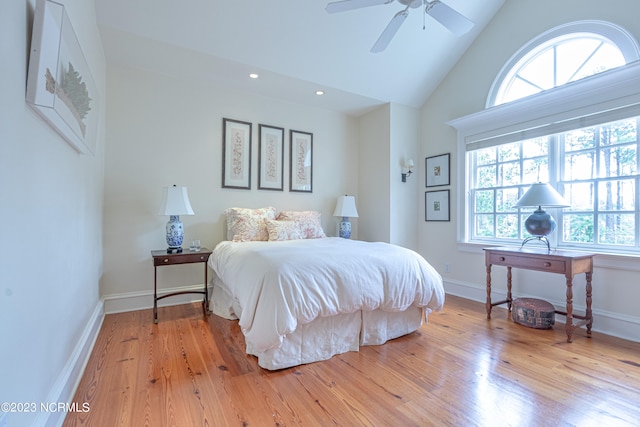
[
  {"x1": 333, "y1": 195, "x2": 359, "y2": 218},
  {"x1": 159, "y1": 185, "x2": 194, "y2": 216},
  {"x1": 514, "y1": 183, "x2": 569, "y2": 208}
]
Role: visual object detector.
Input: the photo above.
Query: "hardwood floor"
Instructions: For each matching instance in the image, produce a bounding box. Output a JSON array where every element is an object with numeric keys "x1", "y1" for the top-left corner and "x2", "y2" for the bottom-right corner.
[{"x1": 64, "y1": 295, "x2": 640, "y2": 426}]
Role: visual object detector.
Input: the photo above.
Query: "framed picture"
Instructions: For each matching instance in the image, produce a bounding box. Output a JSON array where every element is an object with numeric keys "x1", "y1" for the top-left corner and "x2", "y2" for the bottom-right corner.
[
  {"x1": 289, "y1": 129, "x2": 313, "y2": 193},
  {"x1": 222, "y1": 118, "x2": 252, "y2": 189},
  {"x1": 425, "y1": 190, "x2": 450, "y2": 221},
  {"x1": 425, "y1": 153, "x2": 450, "y2": 187},
  {"x1": 258, "y1": 124, "x2": 284, "y2": 191},
  {"x1": 26, "y1": 0, "x2": 99, "y2": 155}
]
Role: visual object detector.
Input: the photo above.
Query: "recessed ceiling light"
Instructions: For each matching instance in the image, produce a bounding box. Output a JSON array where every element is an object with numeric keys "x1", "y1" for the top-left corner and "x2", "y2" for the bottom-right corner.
[
  {"x1": 315, "y1": 90, "x2": 325, "y2": 96},
  {"x1": 249, "y1": 73, "x2": 259, "y2": 79}
]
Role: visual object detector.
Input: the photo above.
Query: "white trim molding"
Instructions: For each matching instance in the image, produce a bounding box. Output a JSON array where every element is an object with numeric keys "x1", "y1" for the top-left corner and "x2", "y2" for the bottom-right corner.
[
  {"x1": 35, "y1": 301, "x2": 104, "y2": 427},
  {"x1": 442, "y1": 278, "x2": 640, "y2": 343}
]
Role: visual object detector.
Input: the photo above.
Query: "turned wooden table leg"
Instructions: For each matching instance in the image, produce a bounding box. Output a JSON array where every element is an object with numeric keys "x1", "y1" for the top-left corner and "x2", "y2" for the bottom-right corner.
[
  {"x1": 586, "y1": 271, "x2": 593, "y2": 335},
  {"x1": 565, "y1": 275, "x2": 574, "y2": 343},
  {"x1": 486, "y1": 264, "x2": 492, "y2": 319},
  {"x1": 507, "y1": 266, "x2": 513, "y2": 312}
]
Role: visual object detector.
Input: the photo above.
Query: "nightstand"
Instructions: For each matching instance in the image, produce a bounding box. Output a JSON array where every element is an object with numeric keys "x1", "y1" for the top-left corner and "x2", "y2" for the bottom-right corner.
[{"x1": 151, "y1": 248, "x2": 212, "y2": 323}]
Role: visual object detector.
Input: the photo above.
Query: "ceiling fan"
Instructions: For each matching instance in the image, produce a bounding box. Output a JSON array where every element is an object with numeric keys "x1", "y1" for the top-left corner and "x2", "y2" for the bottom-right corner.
[{"x1": 325, "y1": 0, "x2": 474, "y2": 53}]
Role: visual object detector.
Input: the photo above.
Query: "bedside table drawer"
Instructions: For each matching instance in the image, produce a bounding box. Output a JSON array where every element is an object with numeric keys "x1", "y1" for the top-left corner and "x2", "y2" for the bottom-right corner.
[
  {"x1": 153, "y1": 252, "x2": 210, "y2": 266},
  {"x1": 488, "y1": 253, "x2": 566, "y2": 274}
]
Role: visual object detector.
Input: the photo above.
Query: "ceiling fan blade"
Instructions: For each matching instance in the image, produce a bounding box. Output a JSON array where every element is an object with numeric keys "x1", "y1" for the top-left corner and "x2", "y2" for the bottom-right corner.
[
  {"x1": 370, "y1": 10, "x2": 409, "y2": 53},
  {"x1": 326, "y1": 0, "x2": 393, "y2": 14},
  {"x1": 425, "y1": 0, "x2": 474, "y2": 36}
]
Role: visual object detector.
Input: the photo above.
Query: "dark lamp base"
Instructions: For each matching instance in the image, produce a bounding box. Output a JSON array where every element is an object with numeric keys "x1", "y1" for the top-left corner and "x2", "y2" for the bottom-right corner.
[
  {"x1": 520, "y1": 236, "x2": 551, "y2": 252},
  {"x1": 167, "y1": 247, "x2": 183, "y2": 254}
]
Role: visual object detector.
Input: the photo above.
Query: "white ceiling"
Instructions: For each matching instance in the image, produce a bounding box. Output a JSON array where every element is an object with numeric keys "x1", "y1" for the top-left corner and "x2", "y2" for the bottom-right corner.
[{"x1": 95, "y1": 0, "x2": 505, "y2": 116}]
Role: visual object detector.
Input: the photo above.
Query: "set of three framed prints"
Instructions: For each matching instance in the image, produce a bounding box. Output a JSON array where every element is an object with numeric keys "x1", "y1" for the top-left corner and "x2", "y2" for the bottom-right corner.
[
  {"x1": 222, "y1": 118, "x2": 313, "y2": 193},
  {"x1": 425, "y1": 153, "x2": 451, "y2": 222}
]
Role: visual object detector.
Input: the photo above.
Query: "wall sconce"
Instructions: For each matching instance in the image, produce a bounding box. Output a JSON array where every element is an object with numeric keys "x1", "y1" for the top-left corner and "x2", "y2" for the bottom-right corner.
[{"x1": 401, "y1": 159, "x2": 414, "y2": 182}]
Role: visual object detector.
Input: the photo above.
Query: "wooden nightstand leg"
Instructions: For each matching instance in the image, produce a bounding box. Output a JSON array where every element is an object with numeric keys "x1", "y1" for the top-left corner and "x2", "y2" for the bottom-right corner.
[
  {"x1": 203, "y1": 263, "x2": 210, "y2": 315},
  {"x1": 506, "y1": 266, "x2": 513, "y2": 312},
  {"x1": 565, "y1": 275, "x2": 574, "y2": 343},
  {"x1": 585, "y1": 271, "x2": 593, "y2": 335},
  {"x1": 154, "y1": 265, "x2": 158, "y2": 324},
  {"x1": 485, "y1": 264, "x2": 492, "y2": 319}
]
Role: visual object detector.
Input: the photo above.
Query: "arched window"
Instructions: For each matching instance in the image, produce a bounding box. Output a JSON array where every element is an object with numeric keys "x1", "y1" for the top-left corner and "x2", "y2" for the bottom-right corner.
[
  {"x1": 488, "y1": 21, "x2": 639, "y2": 107},
  {"x1": 450, "y1": 21, "x2": 640, "y2": 253}
]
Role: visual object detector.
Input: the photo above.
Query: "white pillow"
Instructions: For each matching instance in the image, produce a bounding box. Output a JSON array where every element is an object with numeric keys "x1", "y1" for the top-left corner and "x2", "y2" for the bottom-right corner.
[
  {"x1": 265, "y1": 219, "x2": 303, "y2": 241},
  {"x1": 226, "y1": 207, "x2": 276, "y2": 242},
  {"x1": 276, "y1": 211, "x2": 326, "y2": 239}
]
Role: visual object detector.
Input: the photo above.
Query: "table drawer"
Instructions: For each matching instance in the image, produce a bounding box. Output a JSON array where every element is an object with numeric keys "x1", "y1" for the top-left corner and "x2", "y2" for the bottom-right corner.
[
  {"x1": 488, "y1": 253, "x2": 566, "y2": 274},
  {"x1": 154, "y1": 252, "x2": 210, "y2": 266}
]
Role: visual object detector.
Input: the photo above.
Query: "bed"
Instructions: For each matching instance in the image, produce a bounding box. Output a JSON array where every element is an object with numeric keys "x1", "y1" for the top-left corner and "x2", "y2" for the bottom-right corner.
[{"x1": 207, "y1": 207, "x2": 445, "y2": 370}]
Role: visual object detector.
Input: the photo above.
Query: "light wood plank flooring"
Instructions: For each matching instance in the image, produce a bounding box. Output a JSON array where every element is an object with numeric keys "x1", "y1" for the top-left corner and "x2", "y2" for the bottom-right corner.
[{"x1": 64, "y1": 295, "x2": 640, "y2": 426}]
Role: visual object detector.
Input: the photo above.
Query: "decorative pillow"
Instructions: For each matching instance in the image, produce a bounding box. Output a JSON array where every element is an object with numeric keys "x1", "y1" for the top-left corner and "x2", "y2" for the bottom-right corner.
[
  {"x1": 276, "y1": 211, "x2": 326, "y2": 239},
  {"x1": 226, "y1": 207, "x2": 276, "y2": 242},
  {"x1": 265, "y1": 219, "x2": 304, "y2": 241}
]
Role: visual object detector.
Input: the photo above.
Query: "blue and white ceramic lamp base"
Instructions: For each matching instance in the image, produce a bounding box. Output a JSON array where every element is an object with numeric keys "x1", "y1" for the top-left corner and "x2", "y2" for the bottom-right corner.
[
  {"x1": 166, "y1": 215, "x2": 184, "y2": 252},
  {"x1": 338, "y1": 217, "x2": 352, "y2": 239}
]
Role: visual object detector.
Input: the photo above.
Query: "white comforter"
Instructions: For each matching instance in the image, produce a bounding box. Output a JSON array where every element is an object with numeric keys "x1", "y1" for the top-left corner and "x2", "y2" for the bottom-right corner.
[{"x1": 208, "y1": 237, "x2": 444, "y2": 353}]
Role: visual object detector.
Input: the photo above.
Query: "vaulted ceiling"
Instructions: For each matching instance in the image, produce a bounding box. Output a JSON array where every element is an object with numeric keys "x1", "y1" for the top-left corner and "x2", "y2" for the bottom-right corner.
[{"x1": 95, "y1": 0, "x2": 505, "y2": 116}]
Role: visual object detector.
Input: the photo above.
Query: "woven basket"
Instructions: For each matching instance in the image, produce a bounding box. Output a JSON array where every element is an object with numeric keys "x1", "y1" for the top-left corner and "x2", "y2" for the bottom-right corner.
[{"x1": 511, "y1": 298, "x2": 555, "y2": 329}]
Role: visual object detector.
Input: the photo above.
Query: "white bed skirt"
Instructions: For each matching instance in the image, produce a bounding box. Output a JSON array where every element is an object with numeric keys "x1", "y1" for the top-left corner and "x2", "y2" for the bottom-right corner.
[{"x1": 211, "y1": 284, "x2": 424, "y2": 370}]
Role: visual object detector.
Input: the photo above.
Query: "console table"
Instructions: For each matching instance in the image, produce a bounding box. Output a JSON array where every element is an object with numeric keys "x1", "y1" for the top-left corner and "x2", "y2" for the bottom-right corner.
[
  {"x1": 151, "y1": 248, "x2": 212, "y2": 323},
  {"x1": 484, "y1": 246, "x2": 595, "y2": 342}
]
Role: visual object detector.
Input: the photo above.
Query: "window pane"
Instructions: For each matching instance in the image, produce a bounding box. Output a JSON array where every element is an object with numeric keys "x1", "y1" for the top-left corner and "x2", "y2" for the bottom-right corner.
[
  {"x1": 476, "y1": 147, "x2": 496, "y2": 165},
  {"x1": 475, "y1": 190, "x2": 494, "y2": 213},
  {"x1": 602, "y1": 119, "x2": 637, "y2": 144},
  {"x1": 565, "y1": 128, "x2": 595, "y2": 151},
  {"x1": 518, "y1": 48, "x2": 554, "y2": 91},
  {"x1": 556, "y1": 38, "x2": 603, "y2": 85},
  {"x1": 598, "y1": 214, "x2": 635, "y2": 245},
  {"x1": 598, "y1": 179, "x2": 635, "y2": 211},
  {"x1": 599, "y1": 145, "x2": 637, "y2": 177},
  {"x1": 522, "y1": 138, "x2": 548, "y2": 157},
  {"x1": 476, "y1": 165, "x2": 496, "y2": 188},
  {"x1": 497, "y1": 214, "x2": 519, "y2": 238},
  {"x1": 577, "y1": 44, "x2": 626, "y2": 80},
  {"x1": 564, "y1": 151, "x2": 595, "y2": 180},
  {"x1": 498, "y1": 162, "x2": 521, "y2": 186},
  {"x1": 497, "y1": 188, "x2": 519, "y2": 212},
  {"x1": 523, "y1": 158, "x2": 548, "y2": 183},
  {"x1": 563, "y1": 214, "x2": 594, "y2": 243},
  {"x1": 564, "y1": 182, "x2": 594, "y2": 210},
  {"x1": 475, "y1": 215, "x2": 494, "y2": 237},
  {"x1": 498, "y1": 142, "x2": 520, "y2": 162}
]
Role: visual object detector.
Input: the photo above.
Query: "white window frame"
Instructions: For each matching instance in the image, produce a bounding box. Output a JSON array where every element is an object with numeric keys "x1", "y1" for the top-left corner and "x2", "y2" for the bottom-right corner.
[{"x1": 448, "y1": 61, "x2": 640, "y2": 251}]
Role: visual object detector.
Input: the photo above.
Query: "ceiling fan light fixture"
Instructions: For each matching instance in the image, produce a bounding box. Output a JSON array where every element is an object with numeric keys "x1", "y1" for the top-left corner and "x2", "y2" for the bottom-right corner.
[{"x1": 425, "y1": 0, "x2": 474, "y2": 36}]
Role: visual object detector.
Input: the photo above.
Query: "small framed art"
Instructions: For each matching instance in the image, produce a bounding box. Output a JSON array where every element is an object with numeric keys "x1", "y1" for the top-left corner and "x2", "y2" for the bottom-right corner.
[
  {"x1": 425, "y1": 190, "x2": 450, "y2": 221},
  {"x1": 289, "y1": 129, "x2": 313, "y2": 193},
  {"x1": 425, "y1": 153, "x2": 450, "y2": 187},
  {"x1": 258, "y1": 124, "x2": 284, "y2": 191},
  {"x1": 222, "y1": 118, "x2": 252, "y2": 189}
]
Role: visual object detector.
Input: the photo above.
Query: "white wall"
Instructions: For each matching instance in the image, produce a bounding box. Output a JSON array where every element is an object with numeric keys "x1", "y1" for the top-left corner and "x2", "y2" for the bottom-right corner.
[
  {"x1": 101, "y1": 63, "x2": 360, "y2": 311},
  {"x1": 419, "y1": 0, "x2": 640, "y2": 341},
  {"x1": 389, "y1": 103, "x2": 419, "y2": 249},
  {"x1": 357, "y1": 105, "x2": 391, "y2": 242},
  {"x1": 0, "y1": 1, "x2": 106, "y2": 426}
]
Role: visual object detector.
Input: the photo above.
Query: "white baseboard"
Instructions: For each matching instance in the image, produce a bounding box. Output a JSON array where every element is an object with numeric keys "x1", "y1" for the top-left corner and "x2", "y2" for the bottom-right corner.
[
  {"x1": 103, "y1": 284, "x2": 208, "y2": 314},
  {"x1": 34, "y1": 301, "x2": 104, "y2": 427},
  {"x1": 443, "y1": 278, "x2": 640, "y2": 343}
]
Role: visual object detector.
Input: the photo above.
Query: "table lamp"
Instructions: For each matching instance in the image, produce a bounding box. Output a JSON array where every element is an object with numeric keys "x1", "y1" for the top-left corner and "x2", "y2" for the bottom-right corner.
[
  {"x1": 514, "y1": 182, "x2": 569, "y2": 251},
  {"x1": 333, "y1": 195, "x2": 359, "y2": 239},
  {"x1": 159, "y1": 185, "x2": 194, "y2": 253}
]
